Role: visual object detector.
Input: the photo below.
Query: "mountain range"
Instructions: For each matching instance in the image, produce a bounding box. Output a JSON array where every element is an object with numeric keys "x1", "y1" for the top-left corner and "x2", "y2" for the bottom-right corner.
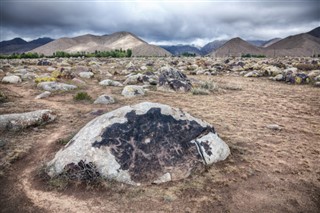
[
  {"x1": 212, "y1": 27, "x2": 320, "y2": 57},
  {"x1": 0, "y1": 26, "x2": 319, "y2": 57},
  {"x1": 0, "y1": 37, "x2": 53, "y2": 54},
  {"x1": 31, "y1": 32, "x2": 171, "y2": 57}
]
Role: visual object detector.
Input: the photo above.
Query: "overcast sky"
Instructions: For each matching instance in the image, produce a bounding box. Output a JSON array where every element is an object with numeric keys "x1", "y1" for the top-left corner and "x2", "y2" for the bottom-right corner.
[{"x1": 1, "y1": 0, "x2": 319, "y2": 46}]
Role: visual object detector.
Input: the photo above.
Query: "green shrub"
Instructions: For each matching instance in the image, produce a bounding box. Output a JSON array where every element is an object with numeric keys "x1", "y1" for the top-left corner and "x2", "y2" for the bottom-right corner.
[
  {"x1": 0, "y1": 91, "x2": 7, "y2": 103},
  {"x1": 73, "y1": 92, "x2": 92, "y2": 101}
]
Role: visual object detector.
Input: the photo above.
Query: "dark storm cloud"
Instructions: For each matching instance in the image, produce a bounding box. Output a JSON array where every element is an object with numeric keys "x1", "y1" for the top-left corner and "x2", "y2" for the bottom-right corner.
[{"x1": 1, "y1": 0, "x2": 319, "y2": 46}]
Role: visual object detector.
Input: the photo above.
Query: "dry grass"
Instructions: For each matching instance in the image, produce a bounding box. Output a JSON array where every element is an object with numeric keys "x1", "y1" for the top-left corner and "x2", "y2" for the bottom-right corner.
[{"x1": 0, "y1": 72, "x2": 319, "y2": 212}]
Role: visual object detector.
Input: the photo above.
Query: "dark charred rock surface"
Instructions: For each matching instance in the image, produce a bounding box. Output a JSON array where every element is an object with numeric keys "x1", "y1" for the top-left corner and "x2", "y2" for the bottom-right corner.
[{"x1": 92, "y1": 108, "x2": 212, "y2": 183}]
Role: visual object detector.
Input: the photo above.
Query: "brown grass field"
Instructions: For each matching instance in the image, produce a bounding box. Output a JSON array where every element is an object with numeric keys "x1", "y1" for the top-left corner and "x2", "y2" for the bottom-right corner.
[{"x1": 0, "y1": 72, "x2": 319, "y2": 212}]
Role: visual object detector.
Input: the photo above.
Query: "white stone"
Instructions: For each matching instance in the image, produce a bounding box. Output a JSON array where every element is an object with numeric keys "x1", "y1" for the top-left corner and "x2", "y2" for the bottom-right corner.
[
  {"x1": 79, "y1": 72, "x2": 94, "y2": 79},
  {"x1": 266, "y1": 124, "x2": 282, "y2": 130},
  {"x1": 99, "y1": 79, "x2": 123, "y2": 87},
  {"x1": 121, "y1": 85, "x2": 145, "y2": 97},
  {"x1": 2, "y1": 75, "x2": 22, "y2": 84},
  {"x1": 93, "y1": 95, "x2": 115, "y2": 105},
  {"x1": 35, "y1": 91, "x2": 51, "y2": 99},
  {"x1": 37, "y1": 82, "x2": 77, "y2": 91},
  {"x1": 191, "y1": 132, "x2": 230, "y2": 165}
]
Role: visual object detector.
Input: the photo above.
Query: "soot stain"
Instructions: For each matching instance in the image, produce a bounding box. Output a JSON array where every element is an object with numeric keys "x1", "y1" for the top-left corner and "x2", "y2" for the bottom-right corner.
[{"x1": 92, "y1": 108, "x2": 214, "y2": 183}]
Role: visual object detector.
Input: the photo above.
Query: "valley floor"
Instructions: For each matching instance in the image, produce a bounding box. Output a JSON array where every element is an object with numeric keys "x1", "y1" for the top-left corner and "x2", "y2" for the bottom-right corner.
[{"x1": 0, "y1": 74, "x2": 319, "y2": 212}]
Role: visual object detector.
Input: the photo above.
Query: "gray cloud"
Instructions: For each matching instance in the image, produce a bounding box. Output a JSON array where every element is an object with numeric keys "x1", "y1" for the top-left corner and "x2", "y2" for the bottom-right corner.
[{"x1": 1, "y1": 0, "x2": 319, "y2": 46}]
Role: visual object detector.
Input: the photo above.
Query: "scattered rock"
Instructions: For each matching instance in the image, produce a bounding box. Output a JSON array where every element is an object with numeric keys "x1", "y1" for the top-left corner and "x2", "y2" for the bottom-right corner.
[
  {"x1": 38, "y1": 60, "x2": 52, "y2": 66},
  {"x1": 94, "y1": 95, "x2": 115, "y2": 105},
  {"x1": 47, "y1": 102, "x2": 230, "y2": 185},
  {"x1": 2, "y1": 75, "x2": 22, "y2": 84},
  {"x1": 71, "y1": 78, "x2": 86, "y2": 85},
  {"x1": 0, "y1": 139, "x2": 7, "y2": 147},
  {"x1": 244, "y1": 71, "x2": 260, "y2": 77},
  {"x1": 35, "y1": 91, "x2": 51, "y2": 99},
  {"x1": 274, "y1": 74, "x2": 284, "y2": 81},
  {"x1": 0, "y1": 110, "x2": 56, "y2": 132},
  {"x1": 79, "y1": 72, "x2": 94, "y2": 79},
  {"x1": 99, "y1": 79, "x2": 123, "y2": 87},
  {"x1": 121, "y1": 85, "x2": 145, "y2": 97},
  {"x1": 307, "y1": 70, "x2": 320, "y2": 79},
  {"x1": 124, "y1": 74, "x2": 143, "y2": 85},
  {"x1": 158, "y1": 66, "x2": 192, "y2": 92},
  {"x1": 37, "y1": 82, "x2": 77, "y2": 91},
  {"x1": 266, "y1": 124, "x2": 282, "y2": 131}
]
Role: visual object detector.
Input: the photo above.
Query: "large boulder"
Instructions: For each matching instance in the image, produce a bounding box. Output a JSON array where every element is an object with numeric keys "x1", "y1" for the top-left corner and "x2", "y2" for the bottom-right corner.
[
  {"x1": 158, "y1": 66, "x2": 192, "y2": 92},
  {"x1": 47, "y1": 102, "x2": 230, "y2": 185}
]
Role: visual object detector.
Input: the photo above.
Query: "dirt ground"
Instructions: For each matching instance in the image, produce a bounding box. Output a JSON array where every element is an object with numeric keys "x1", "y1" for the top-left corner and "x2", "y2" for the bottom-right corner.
[{"x1": 0, "y1": 73, "x2": 319, "y2": 212}]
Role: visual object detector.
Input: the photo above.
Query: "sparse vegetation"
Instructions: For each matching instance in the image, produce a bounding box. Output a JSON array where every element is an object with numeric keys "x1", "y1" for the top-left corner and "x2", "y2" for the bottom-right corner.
[
  {"x1": 200, "y1": 81, "x2": 219, "y2": 92},
  {"x1": 73, "y1": 92, "x2": 92, "y2": 101},
  {"x1": 0, "y1": 91, "x2": 7, "y2": 103},
  {"x1": 35, "y1": 76, "x2": 56, "y2": 84},
  {"x1": 241, "y1": 53, "x2": 266, "y2": 58},
  {"x1": 0, "y1": 49, "x2": 133, "y2": 59},
  {"x1": 38, "y1": 161, "x2": 102, "y2": 190},
  {"x1": 181, "y1": 52, "x2": 196, "y2": 57},
  {"x1": 191, "y1": 88, "x2": 210, "y2": 95},
  {"x1": 0, "y1": 52, "x2": 43, "y2": 59}
]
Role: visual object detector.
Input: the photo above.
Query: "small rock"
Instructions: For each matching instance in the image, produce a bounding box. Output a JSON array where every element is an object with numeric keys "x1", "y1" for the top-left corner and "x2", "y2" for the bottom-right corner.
[
  {"x1": 99, "y1": 79, "x2": 123, "y2": 87},
  {"x1": 79, "y1": 72, "x2": 94, "y2": 79},
  {"x1": 307, "y1": 70, "x2": 320, "y2": 78},
  {"x1": 47, "y1": 67, "x2": 56, "y2": 72},
  {"x1": 35, "y1": 91, "x2": 51, "y2": 99},
  {"x1": 274, "y1": 74, "x2": 284, "y2": 81},
  {"x1": 124, "y1": 74, "x2": 143, "y2": 85},
  {"x1": 121, "y1": 85, "x2": 145, "y2": 97},
  {"x1": 0, "y1": 139, "x2": 7, "y2": 147},
  {"x1": 314, "y1": 82, "x2": 320, "y2": 87},
  {"x1": 71, "y1": 78, "x2": 86, "y2": 85},
  {"x1": 2, "y1": 75, "x2": 22, "y2": 84},
  {"x1": 37, "y1": 82, "x2": 77, "y2": 91},
  {"x1": 90, "y1": 109, "x2": 104, "y2": 116},
  {"x1": 266, "y1": 124, "x2": 282, "y2": 130},
  {"x1": 244, "y1": 71, "x2": 260, "y2": 77},
  {"x1": 94, "y1": 95, "x2": 115, "y2": 104}
]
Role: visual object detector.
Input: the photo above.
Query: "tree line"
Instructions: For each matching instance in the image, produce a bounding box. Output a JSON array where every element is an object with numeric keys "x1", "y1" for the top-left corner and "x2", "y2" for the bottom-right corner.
[{"x1": 0, "y1": 49, "x2": 132, "y2": 59}]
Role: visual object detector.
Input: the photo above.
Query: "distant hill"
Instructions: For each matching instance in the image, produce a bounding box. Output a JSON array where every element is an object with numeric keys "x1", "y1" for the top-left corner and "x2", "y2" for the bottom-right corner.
[
  {"x1": 247, "y1": 40, "x2": 267, "y2": 47},
  {"x1": 31, "y1": 32, "x2": 171, "y2": 57},
  {"x1": 210, "y1": 26, "x2": 320, "y2": 57},
  {"x1": 201, "y1": 40, "x2": 227, "y2": 55},
  {"x1": 261, "y1": 38, "x2": 282, "y2": 48},
  {"x1": 265, "y1": 33, "x2": 320, "y2": 57},
  {"x1": 307, "y1": 26, "x2": 320, "y2": 38},
  {"x1": 211, "y1": 37, "x2": 263, "y2": 57},
  {"x1": 160, "y1": 45, "x2": 202, "y2": 56},
  {"x1": 0, "y1": 37, "x2": 53, "y2": 54}
]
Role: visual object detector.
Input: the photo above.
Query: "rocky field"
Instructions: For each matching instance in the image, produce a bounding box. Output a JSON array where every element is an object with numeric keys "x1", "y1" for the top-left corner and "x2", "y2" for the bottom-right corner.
[{"x1": 0, "y1": 57, "x2": 319, "y2": 212}]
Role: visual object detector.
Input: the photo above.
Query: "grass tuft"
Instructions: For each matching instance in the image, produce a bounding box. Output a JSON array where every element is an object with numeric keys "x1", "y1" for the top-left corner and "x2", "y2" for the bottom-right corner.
[{"x1": 73, "y1": 92, "x2": 92, "y2": 102}]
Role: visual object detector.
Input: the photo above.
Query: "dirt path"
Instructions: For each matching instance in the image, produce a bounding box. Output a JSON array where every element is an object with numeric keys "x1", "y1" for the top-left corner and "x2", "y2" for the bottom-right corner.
[{"x1": 1, "y1": 75, "x2": 319, "y2": 212}]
